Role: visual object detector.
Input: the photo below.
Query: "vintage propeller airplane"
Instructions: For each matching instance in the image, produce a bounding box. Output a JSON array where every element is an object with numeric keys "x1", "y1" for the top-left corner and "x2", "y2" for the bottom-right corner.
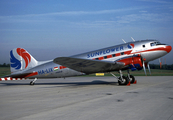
[{"x1": 0, "y1": 39, "x2": 172, "y2": 85}]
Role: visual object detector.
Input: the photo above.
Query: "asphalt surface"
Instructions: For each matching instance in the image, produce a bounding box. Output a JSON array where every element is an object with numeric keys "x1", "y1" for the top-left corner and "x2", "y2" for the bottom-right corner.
[{"x1": 0, "y1": 76, "x2": 173, "y2": 120}]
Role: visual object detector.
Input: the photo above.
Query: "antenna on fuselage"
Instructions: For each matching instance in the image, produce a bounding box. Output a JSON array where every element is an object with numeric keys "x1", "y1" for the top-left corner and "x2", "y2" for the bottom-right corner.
[
  {"x1": 131, "y1": 37, "x2": 135, "y2": 42},
  {"x1": 122, "y1": 39, "x2": 126, "y2": 43}
]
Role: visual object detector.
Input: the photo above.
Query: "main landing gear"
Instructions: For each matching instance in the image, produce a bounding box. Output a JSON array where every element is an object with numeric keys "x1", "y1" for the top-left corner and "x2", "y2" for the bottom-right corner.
[
  {"x1": 30, "y1": 78, "x2": 37, "y2": 85},
  {"x1": 127, "y1": 70, "x2": 136, "y2": 84},
  {"x1": 110, "y1": 70, "x2": 137, "y2": 86}
]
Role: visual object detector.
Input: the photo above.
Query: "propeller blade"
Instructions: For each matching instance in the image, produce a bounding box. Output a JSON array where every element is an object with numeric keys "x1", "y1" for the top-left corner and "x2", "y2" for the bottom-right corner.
[
  {"x1": 131, "y1": 37, "x2": 135, "y2": 41},
  {"x1": 143, "y1": 61, "x2": 147, "y2": 76},
  {"x1": 147, "y1": 63, "x2": 151, "y2": 75},
  {"x1": 122, "y1": 39, "x2": 126, "y2": 43}
]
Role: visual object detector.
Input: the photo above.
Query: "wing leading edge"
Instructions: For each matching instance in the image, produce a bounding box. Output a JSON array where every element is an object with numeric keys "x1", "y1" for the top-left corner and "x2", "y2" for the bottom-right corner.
[{"x1": 53, "y1": 57, "x2": 125, "y2": 74}]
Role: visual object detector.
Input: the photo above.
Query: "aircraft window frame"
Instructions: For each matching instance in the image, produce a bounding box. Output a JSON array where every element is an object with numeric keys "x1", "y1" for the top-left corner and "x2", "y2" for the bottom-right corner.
[
  {"x1": 155, "y1": 42, "x2": 165, "y2": 45},
  {"x1": 104, "y1": 56, "x2": 107, "y2": 59},
  {"x1": 155, "y1": 42, "x2": 161, "y2": 45},
  {"x1": 112, "y1": 54, "x2": 116, "y2": 57},
  {"x1": 150, "y1": 43, "x2": 155, "y2": 46},
  {"x1": 151, "y1": 42, "x2": 165, "y2": 46}
]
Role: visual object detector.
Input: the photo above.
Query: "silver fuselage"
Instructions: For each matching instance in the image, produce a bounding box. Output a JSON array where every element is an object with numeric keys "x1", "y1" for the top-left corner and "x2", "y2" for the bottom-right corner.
[{"x1": 12, "y1": 40, "x2": 172, "y2": 78}]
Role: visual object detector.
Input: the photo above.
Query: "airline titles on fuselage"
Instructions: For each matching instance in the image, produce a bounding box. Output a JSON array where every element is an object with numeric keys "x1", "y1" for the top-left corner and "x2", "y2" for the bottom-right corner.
[{"x1": 87, "y1": 44, "x2": 133, "y2": 58}]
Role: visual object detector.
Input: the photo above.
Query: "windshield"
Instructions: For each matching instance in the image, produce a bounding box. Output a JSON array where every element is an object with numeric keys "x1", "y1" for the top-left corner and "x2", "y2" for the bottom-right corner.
[{"x1": 150, "y1": 41, "x2": 165, "y2": 46}]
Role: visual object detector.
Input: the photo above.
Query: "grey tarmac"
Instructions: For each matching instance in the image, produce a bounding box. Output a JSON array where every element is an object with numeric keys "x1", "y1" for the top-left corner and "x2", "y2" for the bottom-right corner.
[{"x1": 0, "y1": 76, "x2": 173, "y2": 120}]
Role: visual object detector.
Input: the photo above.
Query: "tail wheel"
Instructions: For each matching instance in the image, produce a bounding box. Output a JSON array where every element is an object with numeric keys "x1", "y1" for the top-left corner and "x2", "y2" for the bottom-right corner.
[
  {"x1": 118, "y1": 76, "x2": 129, "y2": 85},
  {"x1": 128, "y1": 75, "x2": 135, "y2": 84}
]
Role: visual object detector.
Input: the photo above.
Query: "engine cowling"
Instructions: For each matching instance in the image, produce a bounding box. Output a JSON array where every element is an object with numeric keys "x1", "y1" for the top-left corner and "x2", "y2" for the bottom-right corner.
[
  {"x1": 117, "y1": 55, "x2": 143, "y2": 71},
  {"x1": 131, "y1": 56, "x2": 143, "y2": 71}
]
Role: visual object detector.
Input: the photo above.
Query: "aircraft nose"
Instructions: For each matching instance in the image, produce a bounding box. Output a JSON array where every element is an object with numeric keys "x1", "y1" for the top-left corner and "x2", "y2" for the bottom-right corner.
[{"x1": 165, "y1": 45, "x2": 172, "y2": 53}]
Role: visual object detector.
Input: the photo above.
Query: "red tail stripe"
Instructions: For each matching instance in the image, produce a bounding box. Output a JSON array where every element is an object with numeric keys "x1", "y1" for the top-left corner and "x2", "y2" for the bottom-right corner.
[
  {"x1": 25, "y1": 72, "x2": 38, "y2": 77},
  {"x1": 60, "y1": 66, "x2": 67, "y2": 69}
]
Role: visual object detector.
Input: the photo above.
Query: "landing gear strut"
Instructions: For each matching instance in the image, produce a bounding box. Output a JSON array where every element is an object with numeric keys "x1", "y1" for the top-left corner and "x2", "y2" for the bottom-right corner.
[
  {"x1": 118, "y1": 75, "x2": 129, "y2": 85},
  {"x1": 127, "y1": 70, "x2": 135, "y2": 84},
  {"x1": 118, "y1": 70, "x2": 130, "y2": 85},
  {"x1": 30, "y1": 78, "x2": 37, "y2": 85},
  {"x1": 111, "y1": 70, "x2": 130, "y2": 86}
]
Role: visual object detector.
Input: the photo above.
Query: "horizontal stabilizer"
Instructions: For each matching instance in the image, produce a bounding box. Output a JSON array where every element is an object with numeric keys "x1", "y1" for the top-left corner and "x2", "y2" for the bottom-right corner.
[{"x1": 53, "y1": 57, "x2": 124, "y2": 74}]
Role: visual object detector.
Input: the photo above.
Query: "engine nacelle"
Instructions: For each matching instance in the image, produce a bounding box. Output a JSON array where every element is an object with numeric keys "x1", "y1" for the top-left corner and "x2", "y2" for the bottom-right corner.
[
  {"x1": 117, "y1": 56, "x2": 143, "y2": 71},
  {"x1": 130, "y1": 56, "x2": 143, "y2": 71}
]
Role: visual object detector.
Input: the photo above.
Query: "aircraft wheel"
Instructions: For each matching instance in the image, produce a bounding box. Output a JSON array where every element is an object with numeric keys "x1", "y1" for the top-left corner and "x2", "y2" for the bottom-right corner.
[
  {"x1": 129, "y1": 75, "x2": 135, "y2": 84},
  {"x1": 118, "y1": 76, "x2": 129, "y2": 85},
  {"x1": 30, "y1": 81, "x2": 35, "y2": 85}
]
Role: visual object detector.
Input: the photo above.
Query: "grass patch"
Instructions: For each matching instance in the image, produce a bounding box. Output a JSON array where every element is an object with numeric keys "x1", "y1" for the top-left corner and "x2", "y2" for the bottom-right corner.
[
  {"x1": 83, "y1": 69, "x2": 173, "y2": 77},
  {"x1": 0, "y1": 67, "x2": 11, "y2": 77},
  {"x1": 0, "y1": 67, "x2": 173, "y2": 78}
]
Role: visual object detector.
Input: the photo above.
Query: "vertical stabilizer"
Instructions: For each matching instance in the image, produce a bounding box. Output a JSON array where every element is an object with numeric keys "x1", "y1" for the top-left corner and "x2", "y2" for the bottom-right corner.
[{"x1": 10, "y1": 48, "x2": 38, "y2": 73}]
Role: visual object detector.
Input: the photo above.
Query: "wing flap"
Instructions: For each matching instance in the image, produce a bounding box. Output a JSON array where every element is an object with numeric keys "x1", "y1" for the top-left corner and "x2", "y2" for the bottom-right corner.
[{"x1": 53, "y1": 57, "x2": 124, "y2": 74}]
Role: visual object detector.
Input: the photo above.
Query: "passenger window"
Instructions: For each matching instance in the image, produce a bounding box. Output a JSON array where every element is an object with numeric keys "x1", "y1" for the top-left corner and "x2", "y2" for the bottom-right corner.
[
  {"x1": 112, "y1": 54, "x2": 116, "y2": 57},
  {"x1": 142, "y1": 45, "x2": 145, "y2": 48},
  {"x1": 121, "y1": 52, "x2": 124, "y2": 55}
]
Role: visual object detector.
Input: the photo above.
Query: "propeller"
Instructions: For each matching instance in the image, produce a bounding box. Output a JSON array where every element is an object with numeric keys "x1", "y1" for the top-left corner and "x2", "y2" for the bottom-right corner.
[
  {"x1": 131, "y1": 37, "x2": 135, "y2": 42},
  {"x1": 138, "y1": 54, "x2": 147, "y2": 76},
  {"x1": 143, "y1": 60, "x2": 147, "y2": 76},
  {"x1": 147, "y1": 63, "x2": 151, "y2": 75},
  {"x1": 122, "y1": 39, "x2": 126, "y2": 43},
  {"x1": 142, "y1": 61, "x2": 152, "y2": 76},
  {"x1": 142, "y1": 57, "x2": 151, "y2": 76}
]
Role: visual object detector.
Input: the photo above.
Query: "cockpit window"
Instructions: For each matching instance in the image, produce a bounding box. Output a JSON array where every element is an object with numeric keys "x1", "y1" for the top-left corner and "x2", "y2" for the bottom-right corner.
[
  {"x1": 150, "y1": 43, "x2": 155, "y2": 46},
  {"x1": 151, "y1": 42, "x2": 164, "y2": 47},
  {"x1": 155, "y1": 42, "x2": 161, "y2": 45}
]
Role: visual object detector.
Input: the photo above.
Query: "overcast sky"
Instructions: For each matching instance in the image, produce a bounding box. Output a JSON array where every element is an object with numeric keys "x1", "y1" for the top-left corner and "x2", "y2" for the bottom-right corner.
[{"x1": 0, "y1": 0, "x2": 173, "y2": 64}]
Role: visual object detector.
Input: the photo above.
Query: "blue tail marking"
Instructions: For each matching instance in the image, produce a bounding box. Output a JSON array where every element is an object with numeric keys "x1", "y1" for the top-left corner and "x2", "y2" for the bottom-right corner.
[{"x1": 10, "y1": 50, "x2": 21, "y2": 70}]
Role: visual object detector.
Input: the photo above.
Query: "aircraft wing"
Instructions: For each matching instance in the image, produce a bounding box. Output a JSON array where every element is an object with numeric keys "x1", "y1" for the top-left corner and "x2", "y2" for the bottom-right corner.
[{"x1": 53, "y1": 57, "x2": 125, "y2": 74}]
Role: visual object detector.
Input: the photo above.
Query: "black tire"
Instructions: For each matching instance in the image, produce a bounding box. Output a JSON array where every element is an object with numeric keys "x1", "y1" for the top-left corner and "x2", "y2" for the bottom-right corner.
[
  {"x1": 118, "y1": 76, "x2": 129, "y2": 85},
  {"x1": 128, "y1": 75, "x2": 135, "y2": 84}
]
